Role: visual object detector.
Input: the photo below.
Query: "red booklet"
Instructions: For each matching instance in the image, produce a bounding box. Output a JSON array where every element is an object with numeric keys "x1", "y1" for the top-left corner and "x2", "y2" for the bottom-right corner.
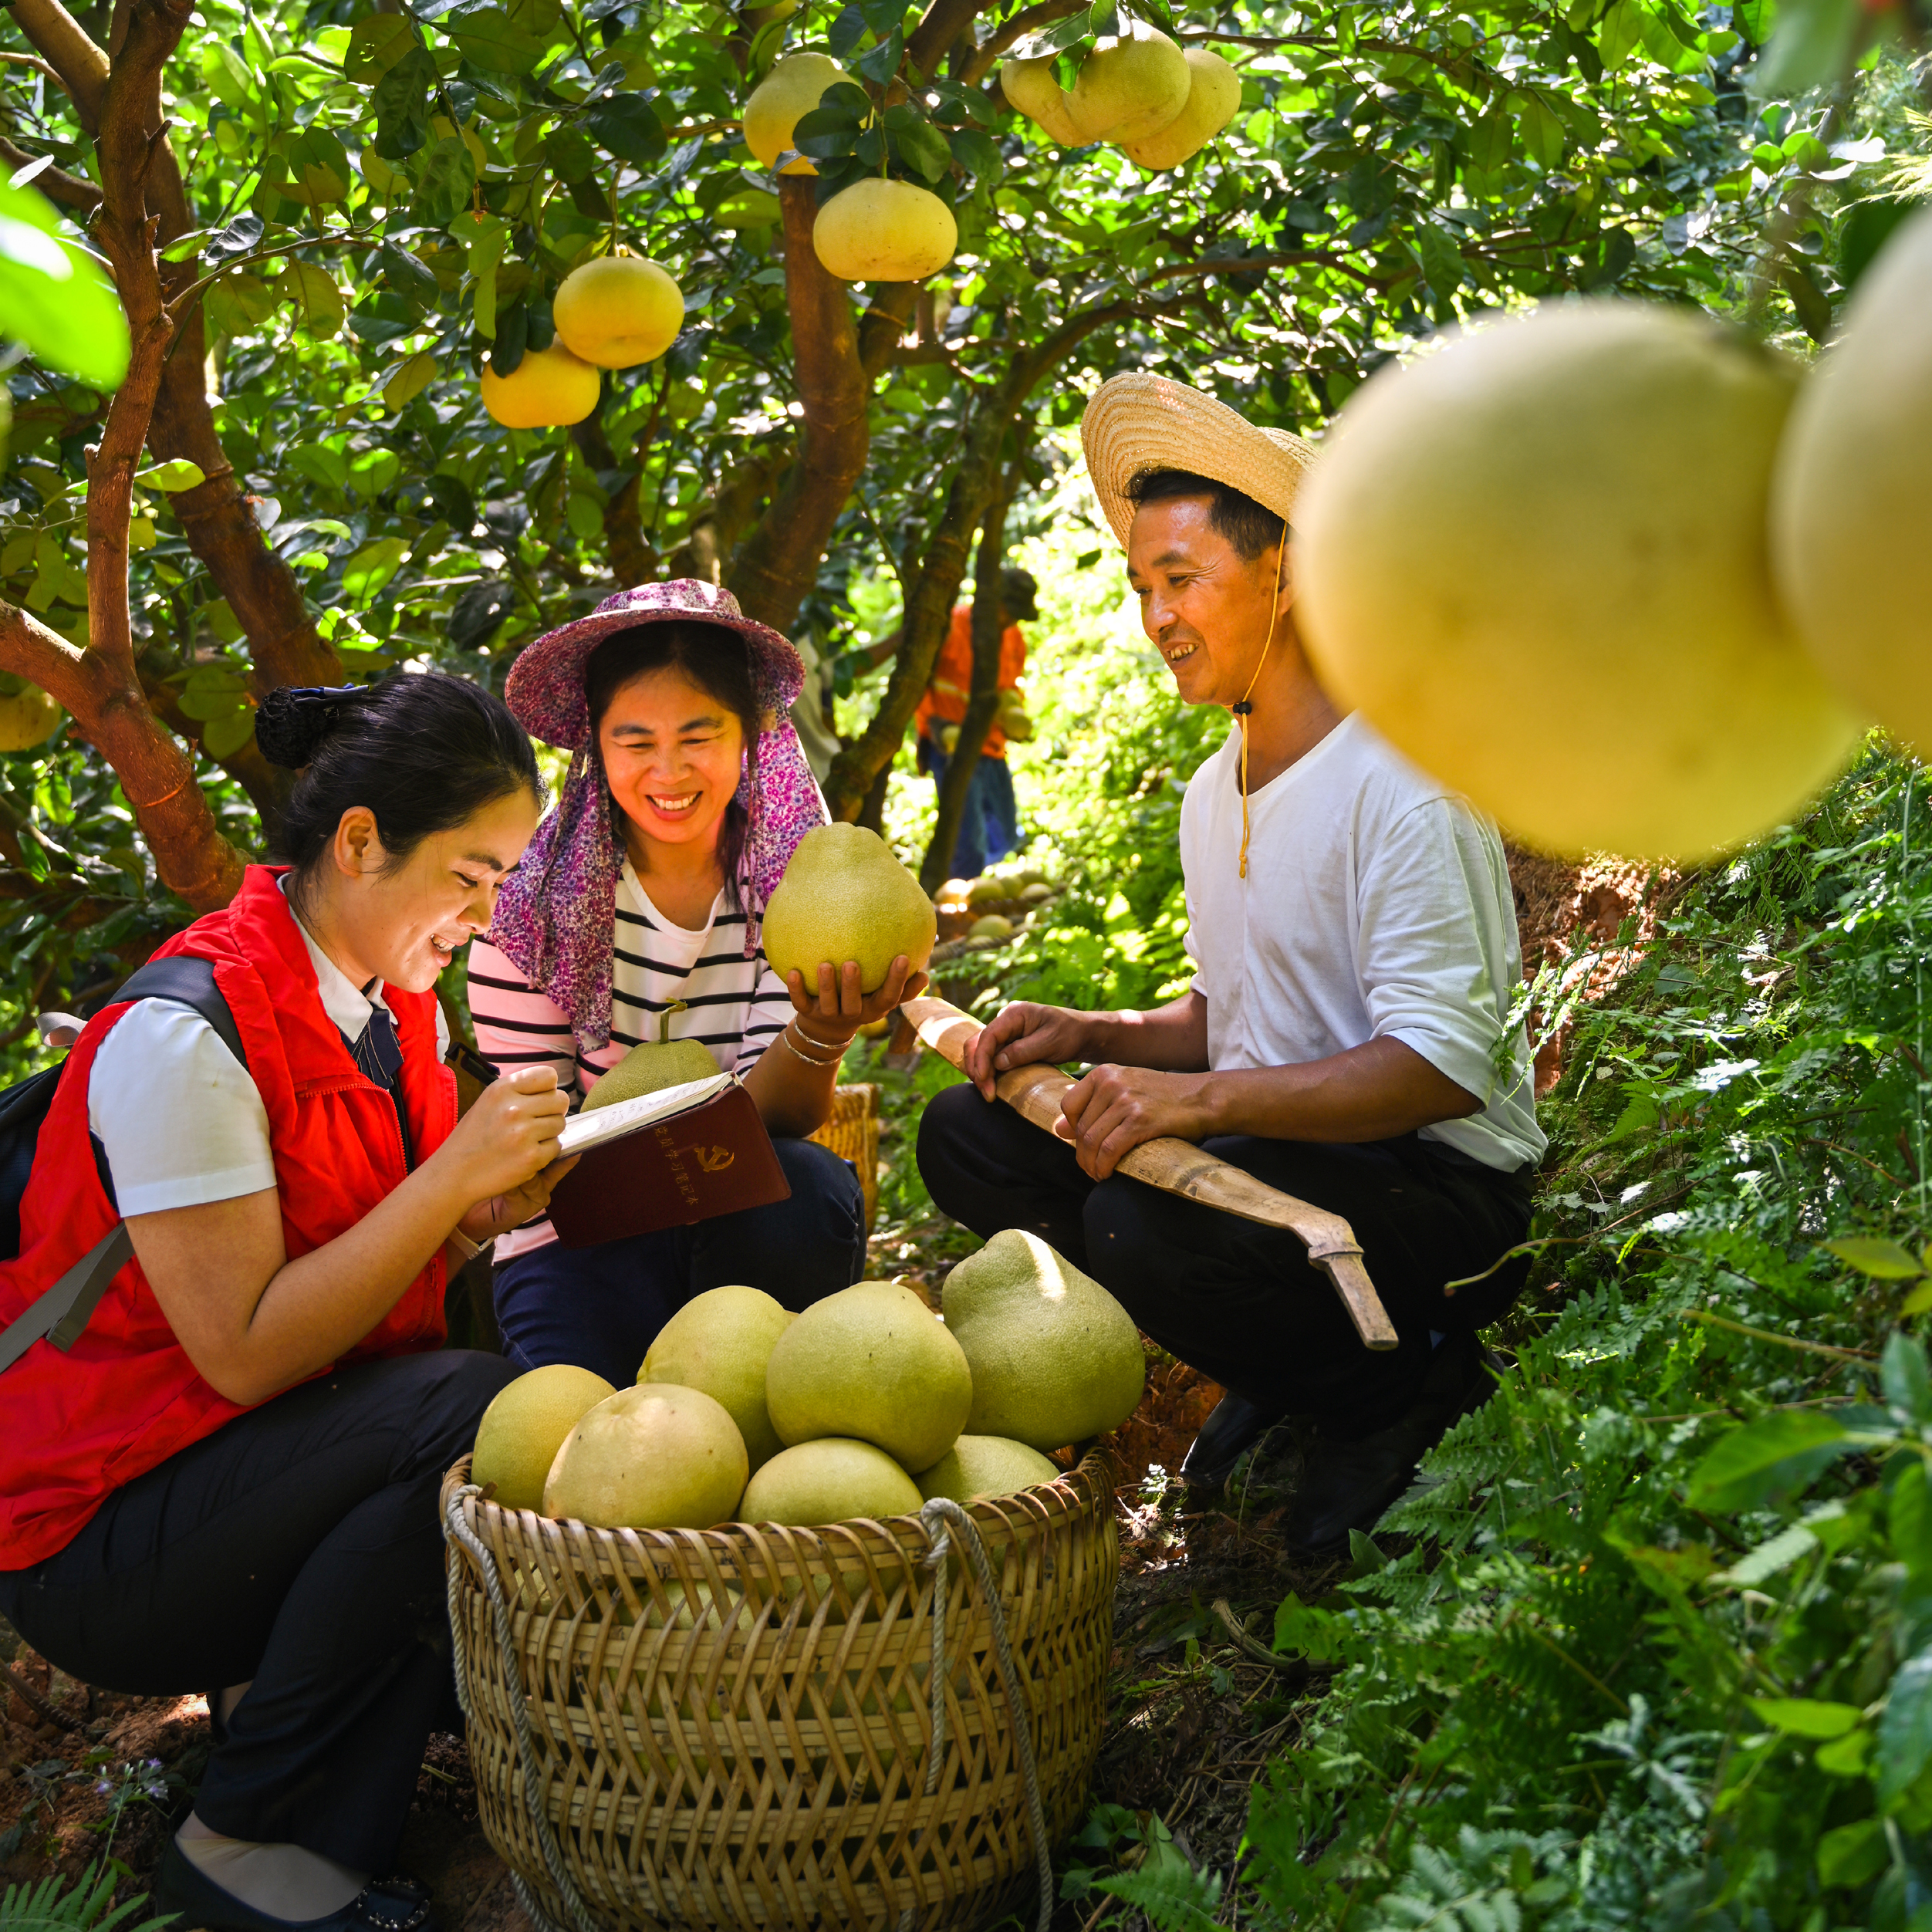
[{"x1": 543, "y1": 1074, "x2": 792, "y2": 1248}]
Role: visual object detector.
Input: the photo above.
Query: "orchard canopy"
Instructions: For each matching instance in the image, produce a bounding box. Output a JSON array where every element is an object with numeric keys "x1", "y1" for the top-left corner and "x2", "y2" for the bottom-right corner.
[{"x1": 0, "y1": 0, "x2": 1912, "y2": 1030}]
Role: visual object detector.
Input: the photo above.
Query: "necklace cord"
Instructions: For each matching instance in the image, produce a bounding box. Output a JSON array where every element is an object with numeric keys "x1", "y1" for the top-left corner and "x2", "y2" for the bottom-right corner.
[{"x1": 1233, "y1": 534, "x2": 1289, "y2": 880}]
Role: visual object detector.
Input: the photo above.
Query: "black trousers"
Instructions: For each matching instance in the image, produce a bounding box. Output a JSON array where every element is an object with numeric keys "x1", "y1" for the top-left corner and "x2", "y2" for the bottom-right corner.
[
  {"x1": 917, "y1": 1083, "x2": 1535, "y2": 1438},
  {"x1": 0, "y1": 1349, "x2": 517, "y2": 1871}
]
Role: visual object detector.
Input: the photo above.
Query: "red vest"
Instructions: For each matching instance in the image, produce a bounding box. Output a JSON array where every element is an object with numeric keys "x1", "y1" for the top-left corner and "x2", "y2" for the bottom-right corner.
[{"x1": 0, "y1": 866, "x2": 456, "y2": 1570}]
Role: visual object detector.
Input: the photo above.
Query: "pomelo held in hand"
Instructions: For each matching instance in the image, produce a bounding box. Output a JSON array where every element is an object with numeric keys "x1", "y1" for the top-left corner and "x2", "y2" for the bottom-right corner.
[
  {"x1": 582, "y1": 999, "x2": 718, "y2": 1110},
  {"x1": 915, "y1": 1434, "x2": 1062, "y2": 1505},
  {"x1": 1772, "y1": 207, "x2": 1932, "y2": 756},
  {"x1": 943, "y1": 1230, "x2": 1145, "y2": 1451},
  {"x1": 741, "y1": 1437, "x2": 923, "y2": 1525},
  {"x1": 542, "y1": 1383, "x2": 748, "y2": 1529},
  {"x1": 1120, "y1": 47, "x2": 1242, "y2": 167},
  {"x1": 552, "y1": 255, "x2": 684, "y2": 369},
  {"x1": 762, "y1": 822, "x2": 937, "y2": 995},
  {"x1": 478, "y1": 342, "x2": 600, "y2": 427},
  {"x1": 765, "y1": 1278, "x2": 972, "y2": 1471},
  {"x1": 743, "y1": 52, "x2": 849, "y2": 175},
  {"x1": 1297, "y1": 301, "x2": 1864, "y2": 860},
  {"x1": 472, "y1": 1363, "x2": 616, "y2": 1511},
  {"x1": 813, "y1": 180, "x2": 957, "y2": 284},
  {"x1": 640, "y1": 1283, "x2": 795, "y2": 1471}
]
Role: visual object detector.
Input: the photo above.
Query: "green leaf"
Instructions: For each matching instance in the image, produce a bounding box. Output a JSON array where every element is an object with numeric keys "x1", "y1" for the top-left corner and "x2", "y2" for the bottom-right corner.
[
  {"x1": 263, "y1": 127, "x2": 352, "y2": 206},
  {"x1": 413, "y1": 137, "x2": 478, "y2": 228},
  {"x1": 1882, "y1": 1332, "x2": 1932, "y2": 1422},
  {"x1": 1817, "y1": 1817, "x2": 1887, "y2": 1890},
  {"x1": 1596, "y1": 0, "x2": 1649, "y2": 65},
  {"x1": 1714, "y1": 1522, "x2": 1819, "y2": 1585},
  {"x1": 1748, "y1": 1697, "x2": 1863, "y2": 1738},
  {"x1": 276, "y1": 262, "x2": 344, "y2": 339},
  {"x1": 350, "y1": 448, "x2": 403, "y2": 498},
  {"x1": 586, "y1": 93, "x2": 666, "y2": 165},
  {"x1": 1685, "y1": 1410, "x2": 1852, "y2": 1511},
  {"x1": 373, "y1": 45, "x2": 438, "y2": 160},
  {"x1": 890, "y1": 113, "x2": 955, "y2": 184},
  {"x1": 383, "y1": 350, "x2": 437, "y2": 409},
  {"x1": 1880, "y1": 1649, "x2": 1932, "y2": 1803},
  {"x1": 1750, "y1": 0, "x2": 1860, "y2": 95},
  {"x1": 1413, "y1": 219, "x2": 1464, "y2": 296},
  {"x1": 1463, "y1": 110, "x2": 1512, "y2": 173},
  {"x1": 137, "y1": 458, "x2": 206, "y2": 493},
  {"x1": 1822, "y1": 1235, "x2": 1924, "y2": 1279},
  {"x1": 448, "y1": 210, "x2": 508, "y2": 336},
  {"x1": 1515, "y1": 92, "x2": 1566, "y2": 170},
  {"x1": 179, "y1": 665, "x2": 249, "y2": 721},
  {"x1": 1903, "y1": 1279, "x2": 1932, "y2": 1316},
  {"x1": 346, "y1": 12, "x2": 416, "y2": 80},
  {"x1": 448, "y1": 6, "x2": 549, "y2": 73},
  {"x1": 340, "y1": 535, "x2": 410, "y2": 606},
  {"x1": 947, "y1": 126, "x2": 1003, "y2": 180},
  {"x1": 202, "y1": 710, "x2": 257, "y2": 759},
  {"x1": 0, "y1": 180, "x2": 129, "y2": 389}
]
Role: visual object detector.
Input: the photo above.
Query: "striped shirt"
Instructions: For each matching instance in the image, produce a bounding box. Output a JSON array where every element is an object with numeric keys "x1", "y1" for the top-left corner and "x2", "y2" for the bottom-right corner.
[{"x1": 467, "y1": 858, "x2": 794, "y2": 1257}]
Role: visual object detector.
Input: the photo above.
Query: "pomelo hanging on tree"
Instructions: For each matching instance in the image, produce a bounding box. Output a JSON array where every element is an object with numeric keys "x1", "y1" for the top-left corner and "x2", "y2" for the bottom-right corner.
[
  {"x1": 1772, "y1": 208, "x2": 1932, "y2": 758},
  {"x1": 743, "y1": 51, "x2": 851, "y2": 174},
  {"x1": 1296, "y1": 301, "x2": 1864, "y2": 860},
  {"x1": 812, "y1": 177, "x2": 958, "y2": 283},
  {"x1": 552, "y1": 253, "x2": 685, "y2": 369},
  {"x1": 1001, "y1": 23, "x2": 1191, "y2": 145},
  {"x1": 1120, "y1": 47, "x2": 1243, "y2": 168},
  {"x1": 478, "y1": 341, "x2": 601, "y2": 427}
]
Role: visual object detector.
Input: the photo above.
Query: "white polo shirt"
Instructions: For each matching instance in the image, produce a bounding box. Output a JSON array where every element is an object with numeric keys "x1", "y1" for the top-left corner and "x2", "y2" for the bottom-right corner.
[{"x1": 1178, "y1": 711, "x2": 1545, "y2": 1174}]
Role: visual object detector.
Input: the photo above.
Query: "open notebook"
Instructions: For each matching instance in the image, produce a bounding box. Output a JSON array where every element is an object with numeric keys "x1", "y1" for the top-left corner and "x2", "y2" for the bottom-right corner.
[{"x1": 545, "y1": 1073, "x2": 792, "y2": 1247}]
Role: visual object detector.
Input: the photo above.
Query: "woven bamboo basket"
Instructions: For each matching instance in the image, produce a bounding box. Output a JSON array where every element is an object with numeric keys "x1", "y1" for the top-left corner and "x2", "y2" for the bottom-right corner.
[
  {"x1": 440, "y1": 1446, "x2": 1118, "y2": 1932},
  {"x1": 806, "y1": 1083, "x2": 881, "y2": 1231}
]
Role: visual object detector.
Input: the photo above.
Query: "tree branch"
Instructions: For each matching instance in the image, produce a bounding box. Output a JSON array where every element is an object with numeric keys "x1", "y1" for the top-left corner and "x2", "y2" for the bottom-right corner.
[
  {"x1": 0, "y1": 139, "x2": 102, "y2": 211},
  {"x1": 7, "y1": 0, "x2": 109, "y2": 128},
  {"x1": 907, "y1": 0, "x2": 985, "y2": 79},
  {"x1": 961, "y1": 0, "x2": 1085, "y2": 83}
]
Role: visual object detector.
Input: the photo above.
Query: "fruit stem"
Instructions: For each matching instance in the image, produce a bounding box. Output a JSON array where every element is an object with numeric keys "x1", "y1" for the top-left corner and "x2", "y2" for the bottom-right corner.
[{"x1": 658, "y1": 997, "x2": 688, "y2": 1045}]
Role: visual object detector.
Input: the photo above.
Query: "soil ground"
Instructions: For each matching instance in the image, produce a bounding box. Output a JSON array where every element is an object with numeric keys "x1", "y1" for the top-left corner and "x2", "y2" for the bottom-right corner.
[{"x1": 0, "y1": 847, "x2": 1640, "y2": 1930}]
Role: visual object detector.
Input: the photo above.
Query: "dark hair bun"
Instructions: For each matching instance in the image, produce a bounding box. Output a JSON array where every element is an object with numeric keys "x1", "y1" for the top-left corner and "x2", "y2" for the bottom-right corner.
[{"x1": 256, "y1": 686, "x2": 361, "y2": 768}]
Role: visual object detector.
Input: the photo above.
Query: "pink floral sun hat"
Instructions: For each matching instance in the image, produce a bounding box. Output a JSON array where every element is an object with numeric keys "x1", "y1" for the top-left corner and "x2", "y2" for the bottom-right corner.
[{"x1": 488, "y1": 580, "x2": 829, "y2": 1053}]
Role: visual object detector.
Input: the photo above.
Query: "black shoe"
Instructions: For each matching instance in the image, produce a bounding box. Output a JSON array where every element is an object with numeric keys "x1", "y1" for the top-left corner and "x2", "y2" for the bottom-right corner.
[
  {"x1": 1179, "y1": 1393, "x2": 1291, "y2": 1494},
  {"x1": 155, "y1": 1842, "x2": 437, "y2": 1932},
  {"x1": 1284, "y1": 1336, "x2": 1501, "y2": 1555}
]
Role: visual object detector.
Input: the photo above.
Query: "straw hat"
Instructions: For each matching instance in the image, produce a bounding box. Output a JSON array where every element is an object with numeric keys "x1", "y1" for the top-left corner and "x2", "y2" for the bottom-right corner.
[{"x1": 1079, "y1": 372, "x2": 1319, "y2": 551}]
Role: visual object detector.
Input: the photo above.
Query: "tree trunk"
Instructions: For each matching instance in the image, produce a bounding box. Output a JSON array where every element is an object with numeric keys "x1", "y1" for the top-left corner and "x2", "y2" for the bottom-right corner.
[{"x1": 920, "y1": 490, "x2": 1012, "y2": 891}]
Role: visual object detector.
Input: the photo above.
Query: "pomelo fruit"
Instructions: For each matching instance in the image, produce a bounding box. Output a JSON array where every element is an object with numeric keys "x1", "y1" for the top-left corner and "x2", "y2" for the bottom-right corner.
[
  {"x1": 1772, "y1": 207, "x2": 1932, "y2": 756},
  {"x1": 741, "y1": 1437, "x2": 923, "y2": 1525},
  {"x1": 640, "y1": 1284, "x2": 795, "y2": 1471},
  {"x1": 0, "y1": 685, "x2": 62, "y2": 752},
  {"x1": 542, "y1": 1383, "x2": 748, "y2": 1529},
  {"x1": 813, "y1": 179, "x2": 957, "y2": 284},
  {"x1": 1020, "y1": 882, "x2": 1052, "y2": 904},
  {"x1": 472, "y1": 1363, "x2": 616, "y2": 1511},
  {"x1": 969, "y1": 914, "x2": 1014, "y2": 940},
  {"x1": 582, "y1": 998, "x2": 719, "y2": 1110},
  {"x1": 914, "y1": 1434, "x2": 1062, "y2": 1504},
  {"x1": 765, "y1": 1279, "x2": 972, "y2": 1471},
  {"x1": 1296, "y1": 300, "x2": 1865, "y2": 860},
  {"x1": 964, "y1": 876, "x2": 1008, "y2": 907},
  {"x1": 552, "y1": 255, "x2": 684, "y2": 369},
  {"x1": 1000, "y1": 54, "x2": 1082, "y2": 145},
  {"x1": 761, "y1": 822, "x2": 937, "y2": 995},
  {"x1": 742, "y1": 51, "x2": 849, "y2": 175},
  {"x1": 1070, "y1": 27, "x2": 1191, "y2": 142},
  {"x1": 942, "y1": 1230, "x2": 1145, "y2": 1451},
  {"x1": 479, "y1": 342, "x2": 600, "y2": 427},
  {"x1": 1119, "y1": 46, "x2": 1241, "y2": 167}
]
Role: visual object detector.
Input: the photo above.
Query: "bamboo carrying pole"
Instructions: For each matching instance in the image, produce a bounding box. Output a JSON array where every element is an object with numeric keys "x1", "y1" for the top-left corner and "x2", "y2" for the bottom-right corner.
[{"x1": 902, "y1": 995, "x2": 1399, "y2": 1350}]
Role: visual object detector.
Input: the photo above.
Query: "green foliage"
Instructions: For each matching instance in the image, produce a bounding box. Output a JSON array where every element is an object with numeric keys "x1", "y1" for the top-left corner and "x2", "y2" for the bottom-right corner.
[
  {"x1": 0, "y1": 178, "x2": 128, "y2": 390},
  {"x1": 1236, "y1": 752, "x2": 1932, "y2": 1928},
  {"x1": 0, "y1": 1864, "x2": 174, "y2": 1932}
]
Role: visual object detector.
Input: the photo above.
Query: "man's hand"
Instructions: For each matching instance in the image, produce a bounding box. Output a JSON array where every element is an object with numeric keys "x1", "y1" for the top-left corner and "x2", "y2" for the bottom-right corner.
[
  {"x1": 1056, "y1": 1063, "x2": 1214, "y2": 1180},
  {"x1": 964, "y1": 1001, "x2": 1095, "y2": 1099}
]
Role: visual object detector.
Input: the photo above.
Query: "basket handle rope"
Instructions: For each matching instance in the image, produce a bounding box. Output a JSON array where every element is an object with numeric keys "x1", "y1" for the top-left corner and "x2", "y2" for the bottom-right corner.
[
  {"x1": 443, "y1": 1484, "x2": 602, "y2": 1932},
  {"x1": 907, "y1": 1497, "x2": 1052, "y2": 1932}
]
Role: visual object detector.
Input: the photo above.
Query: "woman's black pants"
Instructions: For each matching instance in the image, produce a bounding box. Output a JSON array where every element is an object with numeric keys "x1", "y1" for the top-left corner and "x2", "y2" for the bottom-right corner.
[
  {"x1": 0, "y1": 1348, "x2": 517, "y2": 1872},
  {"x1": 917, "y1": 1083, "x2": 1535, "y2": 1440}
]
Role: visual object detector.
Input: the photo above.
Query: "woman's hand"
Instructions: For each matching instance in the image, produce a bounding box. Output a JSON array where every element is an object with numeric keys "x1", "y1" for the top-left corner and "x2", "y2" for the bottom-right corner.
[
  {"x1": 783, "y1": 955, "x2": 931, "y2": 1048},
  {"x1": 434, "y1": 1065, "x2": 571, "y2": 1205}
]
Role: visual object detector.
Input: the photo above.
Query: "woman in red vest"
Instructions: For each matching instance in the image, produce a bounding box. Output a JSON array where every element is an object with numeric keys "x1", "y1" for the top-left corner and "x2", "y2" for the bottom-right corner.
[{"x1": 0, "y1": 676, "x2": 571, "y2": 1932}]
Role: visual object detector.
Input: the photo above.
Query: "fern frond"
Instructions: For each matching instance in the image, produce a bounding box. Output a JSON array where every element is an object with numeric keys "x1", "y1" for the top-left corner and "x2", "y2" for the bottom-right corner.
[{"x1": 0, "y1": 1865, "x2": 176, "y2": 1932}]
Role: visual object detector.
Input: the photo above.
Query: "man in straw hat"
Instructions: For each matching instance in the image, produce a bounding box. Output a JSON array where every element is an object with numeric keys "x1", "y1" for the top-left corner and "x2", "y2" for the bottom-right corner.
[{"x1": 916, "y1": 373, "x2": 1545, "y2": 1551}]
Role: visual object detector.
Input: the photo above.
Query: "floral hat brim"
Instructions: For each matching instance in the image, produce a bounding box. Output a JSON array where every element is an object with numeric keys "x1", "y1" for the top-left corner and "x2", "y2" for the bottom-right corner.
[{"x1": 503, "y1": 579, "x2": 807, "y2": 751}]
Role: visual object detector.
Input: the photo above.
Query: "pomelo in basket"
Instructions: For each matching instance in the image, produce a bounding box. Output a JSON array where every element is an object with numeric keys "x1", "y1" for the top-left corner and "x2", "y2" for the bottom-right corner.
[
  {"x1": 1772, "y1": 207, "x2": 1932, "y2": 757},
  {"x1": 1120, "y1": 47, "x2": 1242, "y2": 167},
  {"x1": 1295, "y1": 300, "x2": 1863, "y2": 860},
  {"x1": 762, "y1": 822, "x2": 937, "y2": 995},
  {"x1": 478, "y1": 342, "x2": 600, "y2": 428},
  {"x1": 813, "y1": 180, "x2": 957, "y2": 284},
  {"x1": 942, "y1": 1229, "x2": 1145, "y2": 1451},
  {"x1": 741, "y1": 1437, "x2": 923, "y2": 1525},
  {"x1": 914, "y1": 1434, "x2": 1062, "y2": 1504},
  {"x1": 640, "y1": 1284, "x2": 795, "y2": 1471},
  {"x1": 542, "y1": 1383, "x2": 748, "y2": 1529},
  {"x1": 552, "y1": 255, "x2": 684, "y2": 369},
  {"x1": 742, "y1": 52, "x2": 849, "y2": 175},
  {"x1": 765, "y1": 1278, "x2": 971, "y2": 1471},
  {"x1": 472, "y1": 1363, "x2": 616, "y2": 1511}
]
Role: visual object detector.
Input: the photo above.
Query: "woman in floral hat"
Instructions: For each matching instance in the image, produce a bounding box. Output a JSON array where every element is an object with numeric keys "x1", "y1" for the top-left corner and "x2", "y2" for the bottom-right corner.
[{"x1": 469, "y1": 581, "x2": 924, "y2": 1385}]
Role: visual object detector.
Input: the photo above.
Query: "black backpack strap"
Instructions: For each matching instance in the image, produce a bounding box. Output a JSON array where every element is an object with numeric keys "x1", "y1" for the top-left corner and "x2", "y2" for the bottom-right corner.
[{"x1": 113, "y1": 954, "x2": 245, "y2": 1070}]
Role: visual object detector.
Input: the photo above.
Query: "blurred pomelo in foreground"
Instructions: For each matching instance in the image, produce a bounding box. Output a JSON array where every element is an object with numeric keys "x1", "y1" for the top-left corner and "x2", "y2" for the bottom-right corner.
[
  {"x1": 552, "y1": 255, "x2": 683, "y2": 369},
  {"x1": 1297, "y1": 301, "x2": 1863, "y2": 860},
  {"x1": 1773, "y1": 208, "x2": 1932, "y2": 757}
]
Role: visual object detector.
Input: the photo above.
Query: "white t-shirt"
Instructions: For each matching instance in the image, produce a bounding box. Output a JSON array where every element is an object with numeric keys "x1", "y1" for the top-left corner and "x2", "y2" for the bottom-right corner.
[
  {"x1": 85, "y1": 900, "x2": 449, "y2": 1218},
  {"x1": 1178, "y1": 711, "x2": 1545, "y2": 1174},
  {"x1": 468, "y1": 860, "x2": 795, "y2": 1258}
]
